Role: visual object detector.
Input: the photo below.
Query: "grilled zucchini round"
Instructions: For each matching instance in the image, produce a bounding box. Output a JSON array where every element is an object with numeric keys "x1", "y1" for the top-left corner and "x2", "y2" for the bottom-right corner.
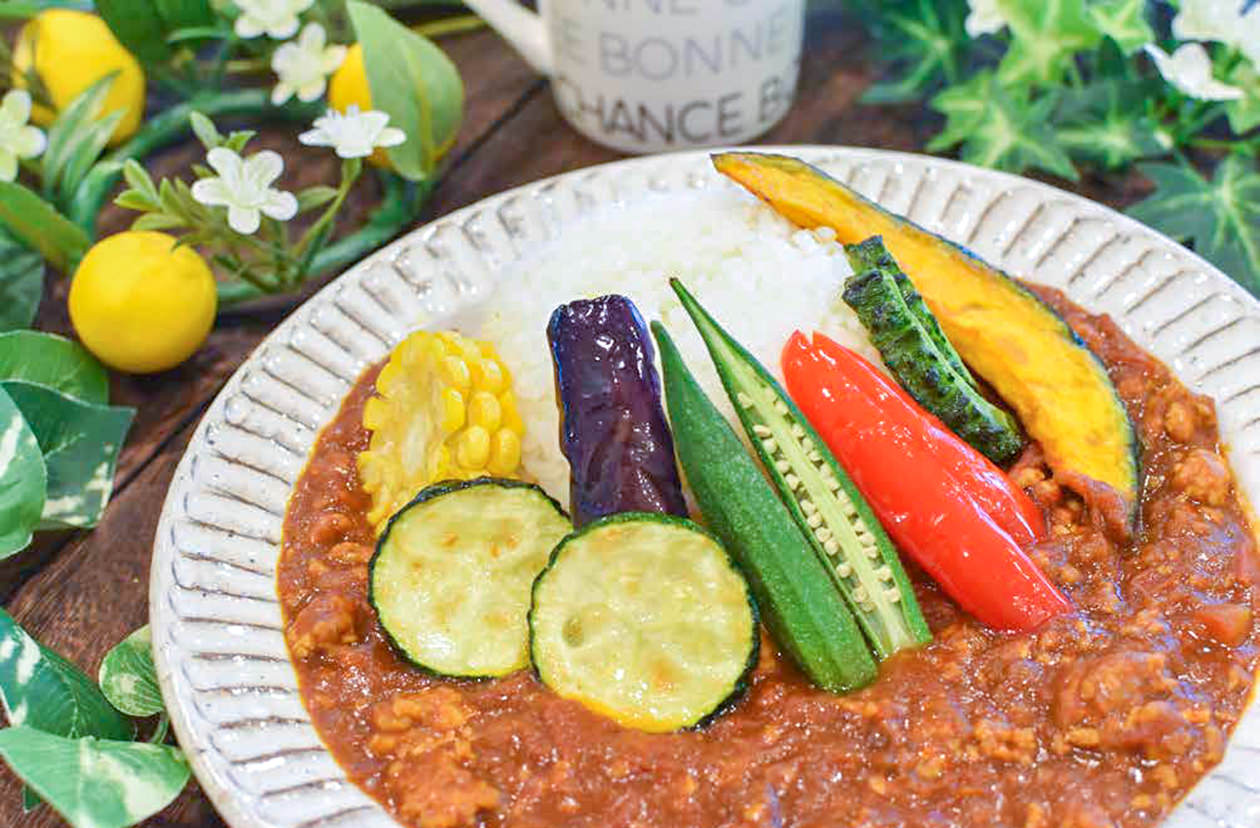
[
  {"x1": 370, "y1": 478, "x2": 571, "y2": 678},
  {"x1": 529, "y1": 513, "x2": 758, "y2": 732}
]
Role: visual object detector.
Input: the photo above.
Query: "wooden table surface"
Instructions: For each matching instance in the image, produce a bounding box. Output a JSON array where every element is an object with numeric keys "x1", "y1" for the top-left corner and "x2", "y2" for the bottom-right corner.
[{"x1": 0, "y1": 9, "x2": 1151, "y2": 826}]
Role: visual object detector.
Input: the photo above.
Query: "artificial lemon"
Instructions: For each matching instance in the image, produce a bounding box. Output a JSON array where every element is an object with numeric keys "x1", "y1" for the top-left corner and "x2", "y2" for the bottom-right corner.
[
  {"x1": 12, "y1": 9, "x2": 145, "y2": 144},
  {"x1": 69, "y1": 232, "x2": 217, "y2": 374}
]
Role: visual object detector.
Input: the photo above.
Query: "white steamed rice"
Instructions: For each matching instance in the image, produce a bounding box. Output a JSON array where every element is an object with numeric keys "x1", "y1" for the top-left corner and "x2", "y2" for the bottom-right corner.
[{"x1": 476, "y1": 185, "x2": 879, "y2": 507}]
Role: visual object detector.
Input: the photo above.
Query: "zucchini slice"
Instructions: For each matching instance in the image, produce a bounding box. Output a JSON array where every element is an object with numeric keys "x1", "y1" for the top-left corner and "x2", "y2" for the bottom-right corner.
[
  {"x1": 529, "y1": 513, "x2": 758, "y2": 732},
  {"x1": 370, "y1": 478, "x2": 571, "y2": 678}
]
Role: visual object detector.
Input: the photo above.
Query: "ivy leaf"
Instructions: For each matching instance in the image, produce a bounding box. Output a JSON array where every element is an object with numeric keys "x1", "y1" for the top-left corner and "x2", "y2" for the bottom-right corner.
[
  {"x1": 348, "y1": 0, "x2": 464, "y2": 182},
  {"x1": 861, "y1": 0, "x2": 972, "y2": 104},
  {"x1": 1225, "y1": 60, "x2": 1260, "y2": 134},
  {"x1": 98, "y1": 627, "x2": 163, "y2": 718},
  {"x1": 0, "y1": 607, "x2": 132, "y2": 740},
  {"x1": 0, "y1": 331, "x2": 109, "y2": 403},
  {"x1": 1128, "y1": 157, "x2": 1260, "y2": 297},
  {"x1": 997, "y1": 0, "x2": 1102, "y2": 86},
  {"x1": 0, "y1": 228, "x2": 44, "y2": 333},
  {"x1": 930, "y1": 71, "x2": 1079, "y2": 180},
  {"x1": 0, "y1": 386, "x2": 45, "y2": 558},
  {"x1": 0, "y1": 727, "x2": 188, "y2": 828},
  {"x1": 1, "y1": 381, "x2": 133, "y2": 529},
  {"x1": 0, "y1": 182, "x2": 92, "y2": 273},
  {"x1": 1054, "y1": 78, "x2": 1165, "y2": 169},
  {"x1": 1085, "y1": 0, "x2": 1154, "y2": 54}
]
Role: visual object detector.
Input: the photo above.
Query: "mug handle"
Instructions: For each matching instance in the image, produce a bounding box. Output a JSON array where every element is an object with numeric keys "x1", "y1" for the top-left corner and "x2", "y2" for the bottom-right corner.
[{"x1": 460, "y1": 0, "x2": 553, "y2": 75}]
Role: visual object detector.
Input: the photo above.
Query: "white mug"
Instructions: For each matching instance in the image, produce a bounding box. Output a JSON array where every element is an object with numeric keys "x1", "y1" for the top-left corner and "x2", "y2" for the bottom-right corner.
[{"x1": 461, "y1": 0, "x2": 806, "y2": 153}]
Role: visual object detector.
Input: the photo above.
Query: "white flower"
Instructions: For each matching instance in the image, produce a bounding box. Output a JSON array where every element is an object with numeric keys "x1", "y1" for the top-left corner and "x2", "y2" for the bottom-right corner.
[
  {"x1": 965, "y1": 0, "x2": 1008, "y2": 37},
  {"x1": 299, "y1": 106, "x2": 407, "y2": 159},
  {"x1": 1145, "y1": 43, "x2": 1245, "y2": 100},
  {"x1": 232, "y1": 0, "x2": 313, "y2": 39},
  {"x1": 191, "y1": 147, "x2": 299, "y2": 235},
  {"x1": 270, "y1": 23, "x2": 346, "y2": 105},
  {"x1": 0, "y1": 91, "x2": 45, "y2": 182},
  {"x1": 1173, "y1": 0, "x2": 1260, "y2": 67}
]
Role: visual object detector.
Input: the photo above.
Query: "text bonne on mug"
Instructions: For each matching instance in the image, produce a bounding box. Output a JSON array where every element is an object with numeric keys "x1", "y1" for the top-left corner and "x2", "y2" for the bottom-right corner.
[{"x1": 553, "y1": 1, "x2": 800, "y2": 146}]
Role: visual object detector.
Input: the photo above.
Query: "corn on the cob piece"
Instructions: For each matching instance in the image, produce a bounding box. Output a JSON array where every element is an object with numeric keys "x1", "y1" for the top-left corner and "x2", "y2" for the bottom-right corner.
[{"x1": 357, "y1": 331, "x2": 525, "y2": 531}]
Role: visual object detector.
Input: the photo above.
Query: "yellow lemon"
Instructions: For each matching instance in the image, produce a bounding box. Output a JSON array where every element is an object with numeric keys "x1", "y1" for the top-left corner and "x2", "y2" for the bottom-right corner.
[
  {"x1": 69, "y1": 232, "x2": 217, "y2": 374},
  {"x1": 13, "y1": 10, "x2": 145, "y2": 145}
]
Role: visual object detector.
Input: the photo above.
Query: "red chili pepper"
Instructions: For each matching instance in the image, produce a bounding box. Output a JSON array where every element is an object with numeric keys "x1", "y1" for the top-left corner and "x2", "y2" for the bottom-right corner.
[
  {"x1": 800, "y1": 334, "x2": 1046, "y2": 545},
  {"x1": 782, "y1": 331, "x2": 1070, "y2": 632}
]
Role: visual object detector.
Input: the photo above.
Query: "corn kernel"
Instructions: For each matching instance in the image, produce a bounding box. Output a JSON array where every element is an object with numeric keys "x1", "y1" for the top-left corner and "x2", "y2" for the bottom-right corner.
[
  {"x1": 457, "y1": 426, "x2": 491, "y2": 469},
  {"x1": 500, "y1": 392, "x2": 525, "y2": 434},
  {"x1": 468, "y1": 391, "x2": 502, "y2": 431},
  {"x1": 440, "y1": 388, "x2": 466, "y2": 432},
  {"x1": 440, "y1": 355, "x2": 471, "y2": 391},
  {"x1": 477, "y1": 358, "x2": 506, "y2": 394},
  {"x1": 488, "y1": 429, "x2": 522, "y2": 476}
]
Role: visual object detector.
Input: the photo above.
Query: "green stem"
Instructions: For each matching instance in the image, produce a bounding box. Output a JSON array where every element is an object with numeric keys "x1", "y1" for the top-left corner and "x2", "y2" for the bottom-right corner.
[
  {"x1": 148, "y1": 714, "x2": 170, "y2": 745},
  {"x1": 293, "y1": 158, "x2": 361, "y2": 261},
  {"x1": 69, "y1": 89, "x2": 319, "y2": 236},
  {"x1": 217, "y1": 174, "x2": 431, "y2": 309},
  {"x1": 411, "y1": 15, "x2": 488, "y2": 39}
]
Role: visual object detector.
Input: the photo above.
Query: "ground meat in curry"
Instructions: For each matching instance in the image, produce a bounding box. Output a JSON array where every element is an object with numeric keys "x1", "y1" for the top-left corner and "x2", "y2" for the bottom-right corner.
[{"x1": 278, "y1": 287, "x2": 1259, "y2": 828}]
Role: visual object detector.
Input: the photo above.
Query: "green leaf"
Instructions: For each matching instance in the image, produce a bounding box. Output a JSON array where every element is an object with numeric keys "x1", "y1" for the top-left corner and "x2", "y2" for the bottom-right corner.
[
  {"x1": 94, "y1": 0, "x2": 174, "y2": 65},
  {"x1": 860, "y1": 0, "x2": 972, "y2": 104},
  {"x1": 1128, "y1": 157, "x2": 1260, "y2": 297},
  {"x1": 1, "y1": 381, "x2": 132, "y2": 529},
  {"x1": 130, "y1": 213, "x2": 186, "y2": 231},
  {"x1": 164, "y1": 24, "x2": 229, "y2": 44},
  {"x1": 1225, "y1": 60, "x2": 1260, "y2": 134},
  {"x1": 42, "y1": 75, "x2": 123, "y2": 210},
  {"x1": 0, "y1": 229, "x2": 43, "y2": 333},
  {"x1": 1054, "y1": 78, "x2": 1165, "y2": 169},
  {"x1": 0, "y1": 331, "x2": 108, "y2": 403},
  {"x1": 188, "y1": 111, "x2": 222, "y2": 151},
  {"x1": 930, "y1": 71, "x2": 1080, "y2": 179},
  {"x1": 997, "y1": 0, "x2": 1102, "y2": 85},
  {"x1": 98, "y1": 627, "x2": 163, "y2": 718},
  {"x1": 0, "y1": 182, "x2": 92, "y2": 273},
  {"x1": 0, "y1": 607, "x2": 132, "y2": 740},
  {"x1": 1085, "y1": 0, "x2": 1153, "y2": 54},
  {"x1": 0, "y1": 727, "x2": 189, "y2": 828},
  {"x1": 154, "y1": 0, "x2": 213, "y2": 32},
  {"x1": 0, "y1": 387, "x2": 45, "y2": 558},
  {"x1": 296, "y1": 185, "x2": 339, "y2": 213},
  {"x1": 121, "y1": 160, "x2": 158, "y2": 203},
  {"x1": 348, "y1": 0, "x2": 464, "y2": 181}
]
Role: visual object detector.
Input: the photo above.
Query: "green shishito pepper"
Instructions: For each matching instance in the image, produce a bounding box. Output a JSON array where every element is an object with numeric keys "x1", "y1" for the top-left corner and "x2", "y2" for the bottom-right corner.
[{"x1": 651, "y1": 321, "x2": 876, "y2": 693}]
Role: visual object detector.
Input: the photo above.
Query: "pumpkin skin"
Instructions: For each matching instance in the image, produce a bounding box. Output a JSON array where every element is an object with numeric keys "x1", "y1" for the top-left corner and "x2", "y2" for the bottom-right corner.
[{"x1": 713, "y1": 151, "x2": 1139, "y2": 528}]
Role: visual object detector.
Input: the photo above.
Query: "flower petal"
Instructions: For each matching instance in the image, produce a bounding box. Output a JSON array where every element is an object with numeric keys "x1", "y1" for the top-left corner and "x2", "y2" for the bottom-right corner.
[
  {"x1": 227, "y1": 204, "x2": 262, "y2": 234},
  {"x1": 2, "y1": 90, "x2": 32, "y2": 125},
  {"x1": 13, "y1": 126, "x2": 45, "y2": 159},
  {"x1": 376, "y1": 127, "x2": 407, "y2": 148},
  {"x1": 271, "y1": 83, "x2": 294, "y2": 106},
  {"x1": 262, "y1": 190, "x2": 298, "y2": 222},
  {"x1": 246, "y1": 150, "x2": 285, "y2": 186},
  {"x1": 297, "y1": 78, "x2": 327, "y2": 102},
  {"x1": 267, "y1": 17, "x2": 300, "y2": 40},
  {"x1": 301, "y1": 22, "x2": 326, "y2": 49},
  {"x1": 323, "y1": 45, "x2": 348, "y2": 73},
  {"x1": 0, "y1": 151, "x2": 18, "y2": 183},
  {"x1": 190, "y1": 177, "x2": 232, "y2": 207},
  {"x1": 206, "y1": 147, "x2": 244, "y2": 178},
  {"x1": 235, "y1": 15, "x2": 263, "y2": 38},
  {"x1": 298, "y1": 127, "x2": 332, "y2": 147}
]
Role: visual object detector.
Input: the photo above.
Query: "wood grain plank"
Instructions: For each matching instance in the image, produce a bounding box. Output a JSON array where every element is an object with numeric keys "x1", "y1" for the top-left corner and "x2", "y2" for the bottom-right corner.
[{"x1": 0, "y1": 28, "x2": 541, "y2": 603}]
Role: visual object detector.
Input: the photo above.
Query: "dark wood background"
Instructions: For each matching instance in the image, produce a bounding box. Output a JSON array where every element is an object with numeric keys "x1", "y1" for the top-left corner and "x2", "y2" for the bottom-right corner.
[{"x1": 0, "y1": 9, "x2": 1149, "y2": 826}]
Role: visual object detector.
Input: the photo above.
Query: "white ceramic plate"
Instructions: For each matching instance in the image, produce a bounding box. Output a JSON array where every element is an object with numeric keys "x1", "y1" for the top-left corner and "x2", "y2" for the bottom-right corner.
[{"x1": 149, "y1": 147, "x2": 1260, "y2": 828}]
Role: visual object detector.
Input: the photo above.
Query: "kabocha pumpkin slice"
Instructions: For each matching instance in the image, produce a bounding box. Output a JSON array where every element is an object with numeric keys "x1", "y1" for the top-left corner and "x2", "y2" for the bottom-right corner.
[
  {"x1": 668, "y1": 281, "x2": 930, "y2": 661},
  {"x1": 842, "y1": 236, "x2": 1024, "y2": 466},
  {"x1": 529, "y1": 513, "x2": 758, "y2": 732},
  {"x1": 714, "y1": 151, "x2": 1140, "y2": 524},
  {"x1": 371, "y1": 479, "x2": 571, "y2": 678},
  {"x1": 358, "y1": 330, "x2": 527, "y2": 532}
]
